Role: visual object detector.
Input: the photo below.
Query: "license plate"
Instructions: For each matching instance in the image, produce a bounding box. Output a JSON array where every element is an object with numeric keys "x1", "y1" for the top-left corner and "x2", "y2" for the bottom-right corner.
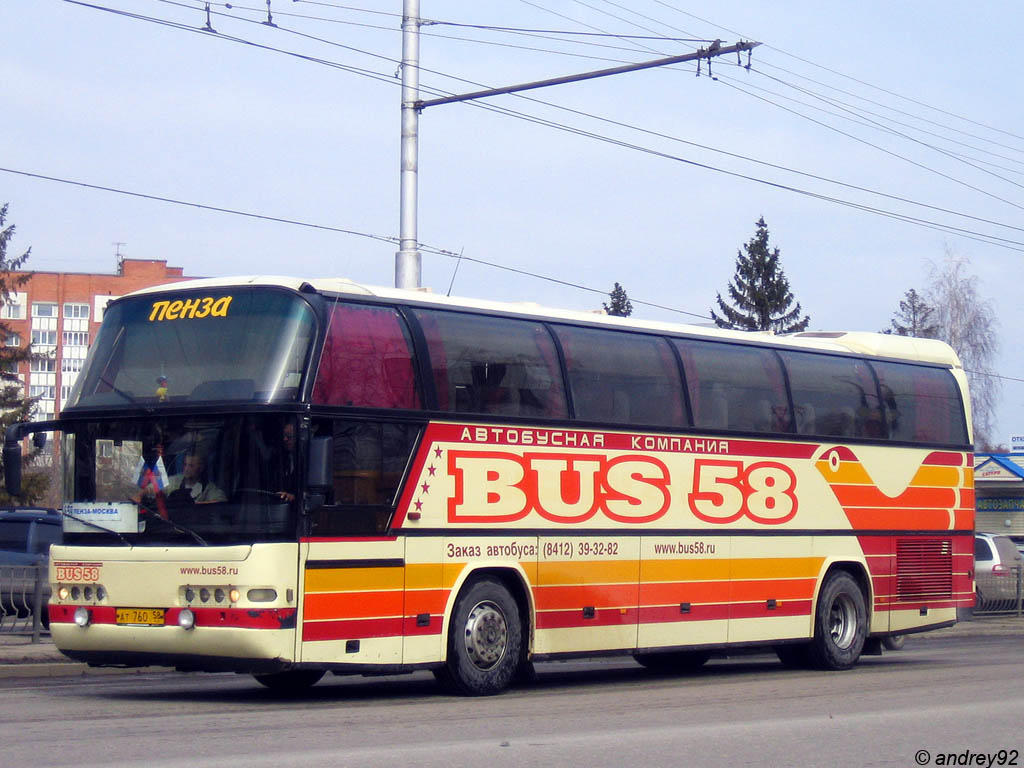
[{"x1": 115, "y1": 608, "x2": 165, "y2": 626}]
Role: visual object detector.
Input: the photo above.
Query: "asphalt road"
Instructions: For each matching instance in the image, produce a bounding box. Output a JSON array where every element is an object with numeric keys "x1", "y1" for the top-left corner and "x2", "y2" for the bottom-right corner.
[{"x1": 2, "y1": 634, "x2": 1021, "y2": 768}]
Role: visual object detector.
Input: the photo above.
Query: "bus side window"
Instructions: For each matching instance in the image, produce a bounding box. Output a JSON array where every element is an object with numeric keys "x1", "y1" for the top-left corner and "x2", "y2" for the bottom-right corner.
[
  {"x1": 411, "y1": 309, "x2": 568, "y2": 419},
  {"x1": 310, "y1": 421, "x2": 420, "y2": 536},
  {"x1": 676, "y1": 339, "x2": 789, "y2": 434}
]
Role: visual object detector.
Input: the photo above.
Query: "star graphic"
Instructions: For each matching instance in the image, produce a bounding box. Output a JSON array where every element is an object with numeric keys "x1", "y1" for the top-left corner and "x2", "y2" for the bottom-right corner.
[
  {"x1": 420, "y1": 482, "x2": 430, "y2": 494},
  {"x1": 428, "y1": 465, "x2": 436, "y2": 476},
  {"x1": 414, "y1": 499, "x2": 423, "y2": 511},
  {"x1": 434, "y1": 447, "x2": 443, "y2": 459}
]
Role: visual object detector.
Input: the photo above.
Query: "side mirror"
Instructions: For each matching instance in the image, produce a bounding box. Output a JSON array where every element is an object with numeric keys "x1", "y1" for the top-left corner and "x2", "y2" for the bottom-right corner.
[
  {"x1": 32, "y1": 432, "x2": 47, "y2": 450},
  {"x1": 305, "y1": 436, "x2": 333, "y2": 513},
  {"x1": 3, "y1": 443, "x2": 22, "y2": 497}
]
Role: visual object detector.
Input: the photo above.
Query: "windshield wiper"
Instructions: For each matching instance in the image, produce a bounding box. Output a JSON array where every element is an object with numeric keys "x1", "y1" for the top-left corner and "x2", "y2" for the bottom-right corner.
[
  {"x1": 60, "y1": 509, "x2": 133, "y2": 547},
  {"x1": 138, "y1": 508, "x2": 208, "y2": 546}
]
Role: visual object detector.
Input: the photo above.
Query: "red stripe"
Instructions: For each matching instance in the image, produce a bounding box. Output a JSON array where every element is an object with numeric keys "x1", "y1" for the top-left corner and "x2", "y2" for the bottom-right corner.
[
  {"x1": 536, "y1": 607, "x2": 638, "y2": 629},
  {"x1": 638, "y1": 604, "x2": 729, "y2": 623},
  {"x1": 923, "y1": 451, "x2": 967, "y2": 467},
  {"x1": 48, "y1": 605, "x2": 296, "y2": 629},
  {"x1": 302, "y1": 616, "x2": 404, "y2": 641}
]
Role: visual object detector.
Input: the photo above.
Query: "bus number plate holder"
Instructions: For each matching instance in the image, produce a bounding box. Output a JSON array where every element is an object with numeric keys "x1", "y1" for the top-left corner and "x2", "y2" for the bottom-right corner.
[{"x1": 116, "y1": 608, "x2": 166, "y2": 626}]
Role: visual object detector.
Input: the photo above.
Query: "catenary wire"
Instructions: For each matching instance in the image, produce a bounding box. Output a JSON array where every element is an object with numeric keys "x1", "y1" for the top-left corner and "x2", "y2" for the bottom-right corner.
[{"x1": 59, "y1": 0, "x2": 1024, "y2": 249}]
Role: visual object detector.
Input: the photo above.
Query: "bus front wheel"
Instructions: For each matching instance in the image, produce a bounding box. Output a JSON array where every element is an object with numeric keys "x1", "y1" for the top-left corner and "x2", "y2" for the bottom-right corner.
[
  {"x1": 442, "y1": 577, "x2": 522, "y2": 696},
  {"x1": 807, "y1": 571, "x2": 867, "y2": 670}
]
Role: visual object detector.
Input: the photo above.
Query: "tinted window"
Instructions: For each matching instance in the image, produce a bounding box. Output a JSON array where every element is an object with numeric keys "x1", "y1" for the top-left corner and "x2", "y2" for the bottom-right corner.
[
  {"x1": 780, "y1": 351, "x2": 882, "y2": 439},
  {"x1": 555, "y1": 326, "x2": 685, "y2": 427},
  {"x1": 311, "y1": 420, "x2": 420, "y2": 536},
  {"x1": 313, "y1": 302, "x2": 421, "y2": 409},
  {"x1": 0, "y1": 521, "x2": 30, "y2": 553},
  {"x1": 676, "y1": 340, "x2": 790, "y2": 433},
  {"x1": 70, "y1": 290, "x2": 316, "y2": 407},
  {"x1": 414, "y1": 309, "x2": 567, "y2": 419},
  {"x1": 974, "y1": 537, "x2": 993, "y2": 562},
  {"x1": 872, "y1": 361, "x2": 968, "y2": 445}
]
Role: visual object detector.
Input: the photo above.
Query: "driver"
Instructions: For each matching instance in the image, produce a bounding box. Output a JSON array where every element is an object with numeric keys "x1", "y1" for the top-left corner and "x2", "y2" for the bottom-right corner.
[{"x1": 164, "y1": 451, "x2": 226, "y2": 505}]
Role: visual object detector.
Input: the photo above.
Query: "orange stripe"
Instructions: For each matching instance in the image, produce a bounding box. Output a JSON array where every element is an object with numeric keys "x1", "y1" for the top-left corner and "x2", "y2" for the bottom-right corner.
[
  {"x1": 830, "y1": 484, "x2": 958, "y2": 508},
  {"x1": 534, "y1": 583, "x2": 638, "y2": 611},
  {"x1": 730, "y1": 577, "x2": 817, "y2": 602},
  {"x1": 537, "y1": 560, "x2": 639, "y2": 585},
  {"x1": 842, "y1": 508, "x2": 952, "y2": 530},
  {"x1": 639, "y1": 580, "x2": 729, "y2": 605},
  {"x1": 403, "y1": 588, "x2": 449, "y2": 615},
  {"x1": 304, "y1": 589, "x2": 403, "y2": 620}
]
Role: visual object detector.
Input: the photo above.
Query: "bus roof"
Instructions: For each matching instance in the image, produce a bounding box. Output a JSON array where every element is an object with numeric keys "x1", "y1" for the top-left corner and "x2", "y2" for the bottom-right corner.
[{"x1": 127, "y1": 275, "x2": 963, "y2": 369}]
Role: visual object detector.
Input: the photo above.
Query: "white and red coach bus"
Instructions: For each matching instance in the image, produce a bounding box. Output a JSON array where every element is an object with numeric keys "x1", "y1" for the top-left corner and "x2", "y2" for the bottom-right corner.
[{"x1": 3, "y1": 277, "x2": 974, "y2": 694}]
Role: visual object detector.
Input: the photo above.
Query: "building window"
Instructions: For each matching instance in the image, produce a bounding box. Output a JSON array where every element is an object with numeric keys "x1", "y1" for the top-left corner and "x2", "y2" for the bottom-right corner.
[
  {"x1": 2, "y1": 301, "x2": 25, "y2": 320},
  {"x1": 64, "y1": 303, "x2": 90, "y2": 319},
  {"x1": 30, "y1": 384, "x2": 56, "y2": 399},
  {"x1": 2, "y1": 360, "x2": 19, "y2": 375},
  {"x1": 32, "y1": 303, "x2": 57, "y2": 318},
  {"x1": 30, "y1": 358, "x2": 56, "y2": 373},
  {"x1": 5, "y1": 334, "x2": 20, "y2": 347},
  {"x1": 61, "y1": 358, "x2": 84, "y2": 373},
  {"x1": 31, "y1": 330, "x2": 58, "y2": 345},
  {"x1": 62, "y1": 331, "x2": 89, "y2": 347}
]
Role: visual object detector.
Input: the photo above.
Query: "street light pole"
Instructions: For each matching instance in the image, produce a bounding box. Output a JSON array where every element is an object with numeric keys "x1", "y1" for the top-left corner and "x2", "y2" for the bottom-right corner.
[{"x1": 395, "y1": 0, "x2": 421, "y2": 291}]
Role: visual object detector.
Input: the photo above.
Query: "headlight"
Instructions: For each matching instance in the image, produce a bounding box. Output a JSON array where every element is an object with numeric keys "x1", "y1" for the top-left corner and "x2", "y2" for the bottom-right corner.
[
  {"x1": 73, "y1": 607, "x2": 92, "y2": 627},
  {"x1": 178, "y1": 609, "x2": 195, "y2": 630}
]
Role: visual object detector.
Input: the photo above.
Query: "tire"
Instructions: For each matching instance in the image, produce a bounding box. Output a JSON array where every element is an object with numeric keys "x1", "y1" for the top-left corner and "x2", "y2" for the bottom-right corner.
[
  {"x1": 633, "y1": 650, "x2": 710, "y2": 672},
  {"x1": 775, "y1": 643, "x2": 812, "y2": 669},
  {"x1": 443, "y1": 577, "x2": 522, "y2": 696},
  {"x1": 882, "y1": 634, "x2": 905, "y2": 651},
  {"x1": 253, "y1": 669, "x2": 325, "y2": 691},
  {"x1": 807, "y1": 571, "x2": 867, "y2": 670}
]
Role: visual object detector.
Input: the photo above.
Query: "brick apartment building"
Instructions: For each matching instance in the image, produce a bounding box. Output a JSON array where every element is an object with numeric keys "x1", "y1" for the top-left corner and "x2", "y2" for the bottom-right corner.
[{"x1": 2, "y1": 258, "x2": 195, "y2": 423}]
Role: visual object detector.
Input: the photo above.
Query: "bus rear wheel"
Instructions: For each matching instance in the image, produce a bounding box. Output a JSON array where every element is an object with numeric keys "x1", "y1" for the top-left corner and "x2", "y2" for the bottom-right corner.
[
  {"x1": 807, "y1": 571, "x2": 867, "y2": 670},
  {"x1": 442, "y1": 577, "x2": 522, "y2": 696},
  {"x1": 253, "y1": 669, "x2": 325, "y2": 691}
]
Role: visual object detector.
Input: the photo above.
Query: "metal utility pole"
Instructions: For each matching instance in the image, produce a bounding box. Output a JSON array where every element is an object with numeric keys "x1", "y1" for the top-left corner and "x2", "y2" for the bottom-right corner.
[
  {"x1": 395, "y1": 0, "x2": 421, "y2": 291},
  {"x1": 394, "y1": 3, "x2": 758, "y2": 291}
]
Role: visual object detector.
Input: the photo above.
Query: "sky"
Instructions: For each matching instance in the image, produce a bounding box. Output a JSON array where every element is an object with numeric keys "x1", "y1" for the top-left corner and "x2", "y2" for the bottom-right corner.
[{"x1": 2, "y1": 0, "x2": 1022, "y2": 446}]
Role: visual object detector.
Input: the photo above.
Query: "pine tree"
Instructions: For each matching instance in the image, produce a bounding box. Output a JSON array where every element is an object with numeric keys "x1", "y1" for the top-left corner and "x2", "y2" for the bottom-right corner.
[
  {"x1": 0, "y1": 204, "x2": 47, "y2": 504},
  {"x1": 603, "y1": 282, "x2": 633, "y2": 317},
  {"x1": 710, "y1": 217, "x2": 810, "y2": 333},
  {"x1": 885, "y1": 288, "x2": 938, "y2": 337}
]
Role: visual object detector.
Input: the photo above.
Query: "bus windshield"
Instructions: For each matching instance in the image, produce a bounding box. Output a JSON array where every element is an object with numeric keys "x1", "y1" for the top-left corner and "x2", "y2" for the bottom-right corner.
[
  {"x1": 67, "y1": 289, "x2": 317, "y2": 409},
  {"x1": 61, "y1": 415, "x2": 299, "y2": 545}
]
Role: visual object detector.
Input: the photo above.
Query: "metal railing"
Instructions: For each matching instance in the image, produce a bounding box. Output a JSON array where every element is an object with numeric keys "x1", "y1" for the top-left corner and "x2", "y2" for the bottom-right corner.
[
  {"x1": 0, "y1": 564, "x2": 48, "y2": 642},
  {"x1": 974, "y1": 565, "x2": 1024, "y2": 616}
]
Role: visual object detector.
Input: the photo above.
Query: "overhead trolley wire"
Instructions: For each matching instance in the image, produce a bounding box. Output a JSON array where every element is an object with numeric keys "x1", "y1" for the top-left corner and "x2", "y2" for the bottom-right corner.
[{"x1": 57, "y1": 0, "x2": 1024, "y2": 251}]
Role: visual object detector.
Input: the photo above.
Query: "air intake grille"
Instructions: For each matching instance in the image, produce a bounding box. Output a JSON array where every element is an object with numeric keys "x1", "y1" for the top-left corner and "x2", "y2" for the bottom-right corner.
[{"x1": 897, "y1": 537, "x2": 953, "y2": 600}]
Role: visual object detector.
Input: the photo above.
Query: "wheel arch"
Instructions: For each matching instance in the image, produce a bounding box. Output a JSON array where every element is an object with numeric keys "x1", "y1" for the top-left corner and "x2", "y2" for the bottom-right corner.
[
  {"x1": 816, "y1": 559, "x2": 873, "y2": 623},
  {"x1": 439, "y1": 564, "x2": 534, "y2": 663}
]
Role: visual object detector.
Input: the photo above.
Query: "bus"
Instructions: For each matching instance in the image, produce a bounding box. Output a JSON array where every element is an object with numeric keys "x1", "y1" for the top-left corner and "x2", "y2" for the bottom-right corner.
[{"x1": 3, "y1": 277, "x2": 974, "y2": 695}]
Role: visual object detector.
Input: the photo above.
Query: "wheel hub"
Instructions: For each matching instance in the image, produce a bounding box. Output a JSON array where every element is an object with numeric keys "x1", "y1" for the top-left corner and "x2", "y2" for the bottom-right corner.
[{"x1": 463, "y1": 600, "x2": 508, "y2": 670}]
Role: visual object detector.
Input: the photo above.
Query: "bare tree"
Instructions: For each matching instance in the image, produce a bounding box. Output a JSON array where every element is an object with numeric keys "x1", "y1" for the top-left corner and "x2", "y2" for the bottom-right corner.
[{"x1": 925, "y1": 249, "x2": 1000, "y2": 448}]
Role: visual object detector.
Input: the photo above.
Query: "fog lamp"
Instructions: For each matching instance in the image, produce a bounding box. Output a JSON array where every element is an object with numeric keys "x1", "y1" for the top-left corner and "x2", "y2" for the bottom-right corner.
[
  {"x1": 229, "y1": 588, "x2": 241, "y2": 603},
  {"x1": 58, "y1": 586, "x2": 69, "y2": 601},
  {"x1": 73, "y1": 607, "x2": 92, "y2": 627},
  {"x1": 178, "y1": 609, "x2": 196, "y2": 630}
]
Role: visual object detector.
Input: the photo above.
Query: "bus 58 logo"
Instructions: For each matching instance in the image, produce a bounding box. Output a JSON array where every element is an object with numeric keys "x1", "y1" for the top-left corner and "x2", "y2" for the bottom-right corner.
[
  {"x1": 446, "y1": 451, "x2": 797, "y2": 525},
  {"x1": 54, "y1": 562, "x2": 102, "y2": 582}
]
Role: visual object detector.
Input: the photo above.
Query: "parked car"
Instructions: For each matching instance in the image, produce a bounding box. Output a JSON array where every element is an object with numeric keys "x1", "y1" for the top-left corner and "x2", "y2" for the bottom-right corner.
[
  {"x1": 1007, "y1": 535, "x2": 1024, "y2": 559},
  {"x1": 0, "y1": 507, "x2": 62, "y2": 625},
  {"x1": 975, "y1": 532, "x2": 1023, "y2": 610}
]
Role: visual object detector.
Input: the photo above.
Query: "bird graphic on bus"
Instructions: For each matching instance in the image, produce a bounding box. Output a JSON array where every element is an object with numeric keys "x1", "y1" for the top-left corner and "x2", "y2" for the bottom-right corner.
[{"x1": 813, "y1": 445, "x2": 973, "y2": 531}]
